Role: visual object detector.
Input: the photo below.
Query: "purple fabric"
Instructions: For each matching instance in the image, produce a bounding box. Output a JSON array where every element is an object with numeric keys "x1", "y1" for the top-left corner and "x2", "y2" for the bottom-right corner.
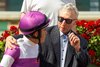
[
  {"x1": 12, "y1": 58, "x2": 39, "y2": 67},
  {"x1": 5, "y1": 44, "x2": 20, "y2": 60},
  {"x1": 4, "y1": 45, "x2": 39, "y2": 67}
]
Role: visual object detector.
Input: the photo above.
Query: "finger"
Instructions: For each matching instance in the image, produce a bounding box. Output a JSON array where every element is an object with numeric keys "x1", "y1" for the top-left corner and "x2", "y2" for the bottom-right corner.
[
  {"x1": 68, "y1": 33, "x2": 74, "y2": 46},
  {"x1": 74, "y1": 37, "x2": 79, "y2": 42},
  {"x1": 68, "y1": 33, "x2": 75, "y2": 41},
  {"x1": 68, "y1": 33, "x2": 79, "y2": 46},
  {"x1": 73, "y1": 38, "x2": 79, "y2": 45},
  {"x1": 5, "y1": 42, "x2": 11, "y2": 50},
  {"x1": 72, "y1": 36, "x2": 78, "y2": 43},
  {"x1": 5, "y1": 40, "x2": 16, "y2": 50},
  {"x1": 10, "y1": 37, "x2": 17, "y2": 44},
  {"x1": 5, "y1": 41, "x2": 13, "y2": 50},
  {"x1": 6, "y1": 36, "x2": 13, "y2": 41},
  {"x1": 5, "y1": 36, "x2": 17, "y2": 51},
  {"x1": 6, "y1": 36, "x2": 16, "y2": 43}
]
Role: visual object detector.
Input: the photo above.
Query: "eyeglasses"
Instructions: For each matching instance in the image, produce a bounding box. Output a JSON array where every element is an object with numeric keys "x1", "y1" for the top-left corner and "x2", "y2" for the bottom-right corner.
[{"x1": 58, "y1": 17, "x2": 75, "y2": 24}]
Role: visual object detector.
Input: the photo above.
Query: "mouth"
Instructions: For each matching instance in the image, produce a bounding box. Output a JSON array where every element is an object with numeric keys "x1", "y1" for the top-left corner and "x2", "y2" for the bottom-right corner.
[
  {"x1": 61, "y1": 26, "x2": 65, "y2": 29},
  {"x1": 60, "y1": 27, "x2": 65, "y2": 32}
]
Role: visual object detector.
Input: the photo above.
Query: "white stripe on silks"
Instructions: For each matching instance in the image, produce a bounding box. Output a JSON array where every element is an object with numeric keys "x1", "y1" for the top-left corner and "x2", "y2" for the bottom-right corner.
[{"x1": 0, "y1": 55, "x2": 14, "y2": 67}]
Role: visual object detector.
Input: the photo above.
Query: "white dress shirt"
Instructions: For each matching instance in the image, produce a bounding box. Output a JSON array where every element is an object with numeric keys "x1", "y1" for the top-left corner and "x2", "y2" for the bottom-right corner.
[{"x1": 60, "y1": 31, "x2": 68, "y2": 67}]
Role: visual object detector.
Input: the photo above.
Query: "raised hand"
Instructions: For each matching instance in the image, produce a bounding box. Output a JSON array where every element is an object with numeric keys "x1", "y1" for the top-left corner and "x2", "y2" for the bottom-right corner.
[
  {"x1": 5, "y1": 36, "x2": 18, "y2": 50},
  {"x1": 68, "y1": 32, "x2": 80, "y2": 52}
]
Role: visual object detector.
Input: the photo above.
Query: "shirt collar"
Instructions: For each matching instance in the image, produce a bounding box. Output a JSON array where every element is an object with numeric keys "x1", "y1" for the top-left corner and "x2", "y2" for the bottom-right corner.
[
  {"x1": 60, "y1": 31, "x2": 68, "y2": 39},
  {"x1": 60, "y1": 31, "x2": 64, "y2": 37},
  {"x1": 17, "y1": 35, "x2": 38, "y2": 46}
]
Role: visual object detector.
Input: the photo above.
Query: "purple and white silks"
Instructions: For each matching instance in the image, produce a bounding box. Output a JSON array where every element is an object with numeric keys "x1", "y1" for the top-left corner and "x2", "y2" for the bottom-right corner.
[{"x1": 0, "y1": 35, "x2": 39, "y2": 67}]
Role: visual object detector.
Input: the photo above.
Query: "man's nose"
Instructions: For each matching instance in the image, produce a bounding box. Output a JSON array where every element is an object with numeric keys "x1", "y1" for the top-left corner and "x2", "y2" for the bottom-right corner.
[{"x1": 62, "y1": 20, "x2": 66, "y2": 24}]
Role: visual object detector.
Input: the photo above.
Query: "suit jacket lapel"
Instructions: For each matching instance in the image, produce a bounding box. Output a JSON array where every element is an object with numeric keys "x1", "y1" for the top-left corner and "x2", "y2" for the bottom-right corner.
[
  {"x1": 64, "y1": 42, "x2": 75, "y2": 67},
  {"x1": 50, "y1": 26, "x2": 61, "y2": 67}
]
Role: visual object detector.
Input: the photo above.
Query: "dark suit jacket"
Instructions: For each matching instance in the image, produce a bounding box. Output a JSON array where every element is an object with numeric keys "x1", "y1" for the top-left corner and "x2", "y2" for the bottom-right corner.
[{"x1": 40, "y1": 25, "x2": 90, "y2": 67}]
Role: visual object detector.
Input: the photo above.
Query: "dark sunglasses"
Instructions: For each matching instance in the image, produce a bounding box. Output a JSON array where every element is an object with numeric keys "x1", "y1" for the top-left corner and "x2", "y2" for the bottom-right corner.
[{"x1": 58, "y1": 17, "x2": 75, "y2": 24}]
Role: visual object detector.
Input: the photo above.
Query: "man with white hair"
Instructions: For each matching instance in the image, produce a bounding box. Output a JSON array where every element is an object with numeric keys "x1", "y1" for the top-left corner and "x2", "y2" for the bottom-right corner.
[
  {"x1": 21, "y1": 0, "x2": 76, "y2": 27},
  {"x1": 41, "y1": 3, "x2": 90, "y2": 67},
  {"x1": 5, "y1": 3, "x2": 89, "y2": 67}
]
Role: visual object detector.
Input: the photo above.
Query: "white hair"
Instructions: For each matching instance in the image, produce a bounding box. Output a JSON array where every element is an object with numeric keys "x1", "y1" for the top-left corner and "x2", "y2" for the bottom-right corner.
[{"x1": 59, "y1": 3, "x2": 79, "y2": 18}]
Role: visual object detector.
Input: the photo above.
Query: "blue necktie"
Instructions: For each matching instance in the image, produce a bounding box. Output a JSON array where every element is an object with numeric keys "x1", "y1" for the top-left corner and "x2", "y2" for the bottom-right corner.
[{"x1": 63, "y1": 35, "x2": 67, "y2": 42}]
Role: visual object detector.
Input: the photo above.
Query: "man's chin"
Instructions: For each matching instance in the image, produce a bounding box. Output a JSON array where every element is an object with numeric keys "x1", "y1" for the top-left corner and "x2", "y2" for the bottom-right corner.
[{"x1": 63, "y1": 31, "x2": 70, "y2": 35}]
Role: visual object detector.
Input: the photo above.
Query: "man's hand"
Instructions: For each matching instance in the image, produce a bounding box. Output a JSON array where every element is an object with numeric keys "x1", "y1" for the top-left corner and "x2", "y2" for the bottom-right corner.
[
  {"x1": 5, "y1": 36, "x2": 18, "y2": 50},
  {"x1": 68, "y1": 33, "x2": 80, "y2": 52}
]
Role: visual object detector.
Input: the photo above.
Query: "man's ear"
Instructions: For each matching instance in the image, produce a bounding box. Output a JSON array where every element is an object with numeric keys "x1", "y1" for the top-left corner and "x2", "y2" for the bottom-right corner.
[{"x1": 33, "y1": 31, "x2": 38, "y2": 37}]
